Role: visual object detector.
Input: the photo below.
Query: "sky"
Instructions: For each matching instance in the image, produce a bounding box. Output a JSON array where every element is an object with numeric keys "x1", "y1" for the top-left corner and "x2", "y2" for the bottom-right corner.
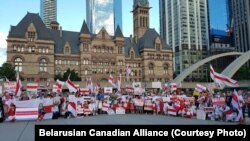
[
  {"x1": 0, "y1": 0, "x2": 228, "y2": 66},
  {"x1": 209, "y1": 0, "x2": 228, "y2": 31}
]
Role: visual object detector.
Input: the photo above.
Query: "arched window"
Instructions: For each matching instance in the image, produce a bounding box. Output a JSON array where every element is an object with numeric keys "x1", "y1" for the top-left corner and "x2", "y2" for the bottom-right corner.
[
  {"x1": 28, "y1": 31, "x2": 35, "y2": 42},
  {"x1": 39, "y1": 59, "x2": 47, "y2": 72},
  {"x1": 14, "y1": 58, "x2": 23, "y2": 72},
  {"x1": 84, "y1": 68, "x2": 88, "y2": 75},
  {"x1": 149, "y1": 63, "x2": 154, "y2": 74},
  {"x1": 65, "y1": 47, "x2": 69, "y2": 54},
  {"x1": 83, "y1": 59, "x2": 89, "y2": 65},
  {"x1": 163, "y1": 63, "x2": 169, "y2": 74},
  {"x1": 131, "y1": 51, "x2": 134, "y2": 59},
  {"x1": 55, "y1": 68, "x2": 61, "y2": 75}
]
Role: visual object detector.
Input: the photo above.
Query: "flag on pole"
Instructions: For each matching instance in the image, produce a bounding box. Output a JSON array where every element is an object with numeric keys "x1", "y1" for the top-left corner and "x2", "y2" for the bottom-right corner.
[
  {"x1": 126, "y1": 65, "x2": 132, "y2": 79},
  {"x1": 117, "y1": 74, "x2": 122, "y2": 92},
  {"x1": 65, "y1": 75, "x2": 78, "y2": 93},
  {"x1": 195, "y1": 84, "x2": 207, "y2": 92},
  {"x1": 231, "y1": 90, "x2": 244, "y2": 122},
  {"x1": 15, "y1": 72, "x2": 22, "y2": 97},
  {"x1": 86, "y1": 78, "x2": 93, "y2": 92},
  {"x1": 5, "y1": 76, "x2": 10, "y2": 83},
  {"x1": 108, "y1": 74, "x2": 117, "y2": 88},
  {"x1": 210, "y1": 65, "x2": 238, "y2": 88},
  {"x1": 46, "y1": 79, "x2": 51, "y2": 89}
]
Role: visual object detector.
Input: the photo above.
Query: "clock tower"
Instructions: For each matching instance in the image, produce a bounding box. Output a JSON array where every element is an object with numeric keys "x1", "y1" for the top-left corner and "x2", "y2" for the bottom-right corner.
[{"x1": 133, "y1": 0, "x2": 150, "y2": 39}]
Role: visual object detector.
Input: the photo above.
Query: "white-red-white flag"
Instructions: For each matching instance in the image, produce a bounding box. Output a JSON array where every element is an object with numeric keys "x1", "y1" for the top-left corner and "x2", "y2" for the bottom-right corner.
[
  {"x1": 126, "y1": 65, "x2": 132, "y2": 79},
  {"x1": 195, "y1": 84, "x2": 207, "y2": 92},
  {"x1": 210, "y1": 65, "x2": 238, "y2": 88},
  {"x1": 65, "y1": 75, "x2": 78, "y2": 93},
  {"x1": 108, "y1": 74, "x2": 117, "y2": 88},
  {"x1": 56, "y1": 79, "x2": 64, "y2": 92},
  {"x1": 232, "y1": 90, "x2": 244, "y2": 122},
  {"x1": 46, "y1": 79, "x2": 51, "y2": 89},
  {"x1": 117, "y1": 74, "x2": 122, "y2": 92},
  {"x1": 15, "y1": 72, "x2": 22, "y2": 97},
  {"x1": 86, "y1": 78, "x2": 93, "y2": 92}
]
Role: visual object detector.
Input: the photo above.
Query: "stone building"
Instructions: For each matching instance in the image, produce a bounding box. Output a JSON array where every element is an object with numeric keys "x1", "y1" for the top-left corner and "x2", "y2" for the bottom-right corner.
[{"x1": 6, "y1": 0, "x2": 173, "y2": 85}]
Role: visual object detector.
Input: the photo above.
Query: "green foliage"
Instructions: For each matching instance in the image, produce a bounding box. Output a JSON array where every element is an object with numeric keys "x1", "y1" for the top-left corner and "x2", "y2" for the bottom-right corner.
[
  {"x1": 0, "y1": 63, "x2": 16, "y2": 81},
  {"x1": 55, "y1": 68, "x2": 81, "y2": 81}
]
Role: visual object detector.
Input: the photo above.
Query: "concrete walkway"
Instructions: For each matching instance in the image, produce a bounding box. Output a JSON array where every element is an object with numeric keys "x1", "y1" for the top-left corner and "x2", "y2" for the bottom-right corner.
[{"x1": 0, "y1": 115, "x2": 248, "y2": 141}]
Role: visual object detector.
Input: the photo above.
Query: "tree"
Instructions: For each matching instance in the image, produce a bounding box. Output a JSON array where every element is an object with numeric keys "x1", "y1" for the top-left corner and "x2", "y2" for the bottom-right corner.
[
  {"x1": 0, "y1": 63, "x2": 16, "y2": 81},
  {"x1": 55, "y1": 68, "x2": 81, "y2": 81}
]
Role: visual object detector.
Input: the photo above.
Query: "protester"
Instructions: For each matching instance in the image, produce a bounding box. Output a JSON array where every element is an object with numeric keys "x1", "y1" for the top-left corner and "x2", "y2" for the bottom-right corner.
[
  {"x1": 8, "y1": 103, "x2": 15, "y2": 122},
  {"x1": 38, "y1": 103, "x2": 46, "y2": 121},
  {"x1": 246, "y1": 90, "x2": 250, "y2": 118}
]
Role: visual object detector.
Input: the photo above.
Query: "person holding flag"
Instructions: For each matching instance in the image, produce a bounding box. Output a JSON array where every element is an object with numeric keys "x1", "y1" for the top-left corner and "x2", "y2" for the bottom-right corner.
[
  {"x1": 15, "y1": 72, "x2": 22, "y2": 97},
  {"x1": 65, "y1": 74, "x2": 78, "y2": 93}
]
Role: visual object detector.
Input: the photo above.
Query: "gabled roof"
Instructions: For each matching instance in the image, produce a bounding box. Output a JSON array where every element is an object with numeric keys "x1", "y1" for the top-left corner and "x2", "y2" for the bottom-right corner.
[
  {"x1": 114, "y1": 25, "x2": 124, "y2": 38},
  {"x1": 49, "y1": 29, "x2": 80, "y2": 55},
  {"x1": 80, "y1": 20, "x2": 91, "y2": 35},
  {"x1": 8, "y1": 12, "x2": 53, "y2": 40},
  {"x1": 138, "y1": 28, "x2": 169, "y2": 50},
  {"x1": 124, "y1": 37, "x2": 140, "y2": 58}
]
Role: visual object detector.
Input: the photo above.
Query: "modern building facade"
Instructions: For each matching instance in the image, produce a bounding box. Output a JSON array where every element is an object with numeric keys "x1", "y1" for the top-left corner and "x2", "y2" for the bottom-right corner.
[
  {"x1": 40, "y1": 0, "x2": 57, "y2": 28},
  {"x1": 210, "y1": 30, "x2": 236, "y2": 72},
  {"x1": 6, "y1": 1, "x2": 173, "y2": 85},
  {"x1": 230, "y1": 0, "x2": 250, "y2": 52},
  {"x1": 160, "y1": 0, "x2": 209, "y2": 81},
  {"x1": 86, "y1": 0, "x2": 122, "y2": 36}
]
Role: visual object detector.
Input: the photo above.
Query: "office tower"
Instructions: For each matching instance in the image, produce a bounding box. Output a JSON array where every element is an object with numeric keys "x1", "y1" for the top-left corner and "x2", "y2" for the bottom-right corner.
[
  {"x1": 86, "y1": 0, "x2": 122, "y2": 35},
  {"x1": 40, "y1": 0, "x2": 57, "y2": 28},
  {"x1": 160, "y1": 0, "x2": 209, "y2": 80},
  {"x1": 230, "y1": 0, "x2": 250, "y2": 52}
]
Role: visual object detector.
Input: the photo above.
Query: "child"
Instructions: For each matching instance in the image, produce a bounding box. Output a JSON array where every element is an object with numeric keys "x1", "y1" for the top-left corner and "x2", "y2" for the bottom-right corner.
[{"x1": 38, "y1": 103, "x2": 46, "y2": 121}]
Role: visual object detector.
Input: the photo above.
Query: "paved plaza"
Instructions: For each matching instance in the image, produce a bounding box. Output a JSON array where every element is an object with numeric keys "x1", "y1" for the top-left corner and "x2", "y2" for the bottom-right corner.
[{"x1": 0, "y1": 115, "x2": 249, "y2": 141}]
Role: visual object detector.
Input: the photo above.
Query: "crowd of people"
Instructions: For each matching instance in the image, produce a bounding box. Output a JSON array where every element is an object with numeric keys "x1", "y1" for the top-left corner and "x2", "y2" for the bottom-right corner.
[{"x1": 0, "y1": 89, "x2": 250, "y2": 123}]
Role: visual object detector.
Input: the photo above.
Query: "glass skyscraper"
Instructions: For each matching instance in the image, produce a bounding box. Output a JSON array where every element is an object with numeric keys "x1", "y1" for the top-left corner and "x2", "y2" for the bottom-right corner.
[
  {"x1": 86, "y1": 0, "x2": 122, "y2": 35},
  {"x1": 40, "y1": 0, "x2": 57, "y2": 28},
  {"x1": 160, "y1": 0, "x2": 209, "y2": 80}
]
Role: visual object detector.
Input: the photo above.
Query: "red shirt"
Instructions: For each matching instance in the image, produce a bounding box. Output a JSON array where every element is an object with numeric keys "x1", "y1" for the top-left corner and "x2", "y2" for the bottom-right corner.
[{"x1": 8, "y1": 107, "x2": 15, "y2": 116}]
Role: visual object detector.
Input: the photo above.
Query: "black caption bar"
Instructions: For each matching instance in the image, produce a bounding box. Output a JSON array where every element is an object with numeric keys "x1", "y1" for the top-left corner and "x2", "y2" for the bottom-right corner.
[{"x1": 35, "y1": 125, "x2": 249, "y2": 140}]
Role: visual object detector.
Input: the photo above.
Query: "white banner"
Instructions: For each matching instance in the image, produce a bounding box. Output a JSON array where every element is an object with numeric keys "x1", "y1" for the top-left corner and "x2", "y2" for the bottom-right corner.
[
  {"x1": 104, "y1": 87, "x2": 113, "y2": 94},
  {"x1": 4, "y1": 82, "x2": 16, "y2": 93},
  {"x1": 134, "y1": 87, "x2": 145, "y2": 95},
  {"x1": 116, "y1": 107, "x2": 125, "y2": 115},
  {"x1": 15, "y1": 108, "x2": 38, "y2": 121},
  {"x1": 0, "y1": 86, "x2": 2, "y2": 95},
  {"x1": 152, "y1": 82, "x2": 162, "y2": 89}
]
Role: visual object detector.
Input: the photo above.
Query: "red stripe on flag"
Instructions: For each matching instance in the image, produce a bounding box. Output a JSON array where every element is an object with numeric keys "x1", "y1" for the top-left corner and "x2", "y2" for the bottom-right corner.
[
  {"x1": 16, "y1": 111, "x2": 38, "y2": 115},
  {"x1": 67, "y1": 80, "x2": 77, "y2": 90}
]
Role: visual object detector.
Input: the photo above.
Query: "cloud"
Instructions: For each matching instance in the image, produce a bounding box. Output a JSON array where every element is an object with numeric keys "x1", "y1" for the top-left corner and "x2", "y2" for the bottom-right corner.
[
  {"x1": 0, "y1": 48, "x2": 7, "y2": 66},
  {"x1": 96, "y1": 0, "x2": 113, "y2": 6},
  {"x1": 0, "y1": 32, "x2": 8, "y2": 48},
  {"x1": 103, "y1": 13, "x2": 114, "y2": 35}
]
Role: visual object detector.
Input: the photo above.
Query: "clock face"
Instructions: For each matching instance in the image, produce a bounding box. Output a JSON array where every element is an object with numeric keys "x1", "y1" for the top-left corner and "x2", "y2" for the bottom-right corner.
[{"x1": 139, "y1": 0, "x2": 147, "y2": 6}]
